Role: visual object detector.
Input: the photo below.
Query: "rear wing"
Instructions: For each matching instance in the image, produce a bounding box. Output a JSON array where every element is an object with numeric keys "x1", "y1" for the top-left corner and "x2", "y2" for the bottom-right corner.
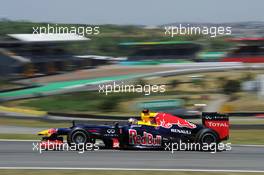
[{"x1": 202, "y1": 112, "x2": 229, "y2": 140}]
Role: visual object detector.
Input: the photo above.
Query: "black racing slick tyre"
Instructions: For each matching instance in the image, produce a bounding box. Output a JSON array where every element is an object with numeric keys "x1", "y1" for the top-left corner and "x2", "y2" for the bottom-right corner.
[
  {"x1": 67, "y1": 129, "x2": 91, "y2": 149},
  {"x1": 196, "y1": 129, "x2": 219, "y2": 151}
]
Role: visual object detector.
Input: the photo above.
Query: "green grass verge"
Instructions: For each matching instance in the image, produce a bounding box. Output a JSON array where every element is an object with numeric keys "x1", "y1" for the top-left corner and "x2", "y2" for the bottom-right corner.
[
  {"x1": 3, "y1": 91, "x2": 213, "y2": 115},
  {"x1": 6, "y1": 91, "x2": 140, "y2": 114},
  {"x1": 0, "y1": 170, "x2": 261, "y2": 175},
  {"x1": 229, "y1": 119, "x2": 264, "y2": 125},
  {"x1": 229, "y1": 130, "x2": 264, "y2": 145},
  {"x1": 0, "y1": 118, "x2": 69, "y2": 128}
]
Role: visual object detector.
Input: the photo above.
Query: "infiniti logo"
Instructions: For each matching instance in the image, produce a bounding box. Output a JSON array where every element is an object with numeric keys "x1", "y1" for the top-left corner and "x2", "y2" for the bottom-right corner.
[{"x1": 107, "y1": 129, "x2": 115, "y2": 133}]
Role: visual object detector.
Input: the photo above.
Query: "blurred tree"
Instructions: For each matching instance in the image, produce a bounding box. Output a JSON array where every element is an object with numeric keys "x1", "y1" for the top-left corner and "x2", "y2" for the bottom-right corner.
[
  {"x1": 192, "y1": 77, "x2": 206, "y2": 89},
  {"x1": 240, "y1": 72, "x2": 255, "y2": 82},
  {"x1": 0, "y1": 21, "x2": 230, "y2": 56},
  {"x1": 217, "y1": 76, "x2": 227, "y2": 83},
  {"x1": 222, "y1": 79, "x2": 241, "y2": 95},
  {"x1": 217, "y1": 76, "x2": 227, "y2": 89},
  {"x1": 170, "y1": 79, "x2": 180, "y2": 89},
  {"x1": 100, "y1": 95, "x2": 120, "y2": 112},
  {"x1": 135, "y1": 79, "x2": 147, "y2": 86}
]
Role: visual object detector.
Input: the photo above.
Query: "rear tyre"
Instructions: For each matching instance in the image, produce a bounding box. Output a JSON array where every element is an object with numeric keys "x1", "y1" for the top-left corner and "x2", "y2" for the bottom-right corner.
[
  {"x1": 196, "y1": 129, "x2": 219, "y2": 151},
  {"x1": 200, "y1": 132, "x2": 217, "y2": 144}
]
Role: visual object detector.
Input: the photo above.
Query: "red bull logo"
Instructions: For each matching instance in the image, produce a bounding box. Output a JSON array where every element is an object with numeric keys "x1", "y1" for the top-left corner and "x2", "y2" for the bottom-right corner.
[
  {"x1": 48, "y1": 128, "x2": 57, "y2": 135},
  {"x1": 155, "y1": 113, "x2": 196, "y2": 129},
  {"x1": 129, "y1": 129, "x2": 161, "y2": 146}
]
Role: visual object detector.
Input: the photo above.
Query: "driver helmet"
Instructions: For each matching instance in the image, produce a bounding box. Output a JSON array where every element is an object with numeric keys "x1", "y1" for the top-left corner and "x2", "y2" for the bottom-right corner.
[
  {"x1": 141, "y1": 109, "x2": 153, "y2": 123},
  {"x1": 128, "y1": 118, "x2": 138, "y2": 125},
  {"x1": 142, "y1": 109, "x2": 150, "y2": 115}
]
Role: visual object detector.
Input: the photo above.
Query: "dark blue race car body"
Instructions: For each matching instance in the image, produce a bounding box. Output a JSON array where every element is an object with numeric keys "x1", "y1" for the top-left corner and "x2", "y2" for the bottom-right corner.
[{"x1": 38, "y1": 112, "x2": 229, "y2": 149}]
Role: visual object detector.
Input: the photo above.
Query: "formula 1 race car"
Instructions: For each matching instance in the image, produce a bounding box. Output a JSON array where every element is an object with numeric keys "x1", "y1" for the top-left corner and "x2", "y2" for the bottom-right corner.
[{"x1": 38, "y1": 111, "x2": 229, "y2": 150}]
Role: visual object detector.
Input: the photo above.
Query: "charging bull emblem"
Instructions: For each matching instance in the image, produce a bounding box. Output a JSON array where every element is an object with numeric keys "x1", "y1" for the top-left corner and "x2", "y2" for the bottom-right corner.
[{"x1": 155, "y1": 113, "x2": 196, "y2": 129}]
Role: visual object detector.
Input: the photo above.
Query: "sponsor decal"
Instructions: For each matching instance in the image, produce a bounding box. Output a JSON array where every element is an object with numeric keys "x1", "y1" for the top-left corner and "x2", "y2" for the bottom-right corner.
[
  {"x1": 129, "y1": 129, "x2": 161, "y2": 146},
  {"x1": 48, "y1": 128, "x2": 57, "y2": 135},
  {"x1": 112, "y1": 138, "x2": 120, "y2": 148},
  {"x1": 204, "y1": 120, "x2": 229, "y2": 140},
  {"x1": 107, "y1": 129, "x2": 116, "y2": 133},
  {"x1": 156, "y1": 113, "x2": 196, "y2": 129},
  {"x1": 207, "y1": 121, "x2": 228, "y2": 127},
  {"x1": 158, "y1": 118, "x2": 196, "y2": 129},
  {"x1": 170, "y1": 128, "x2": 191, "y2": 134},
  {"x1": 204, "y1": 115, "x2": 228, "y2": 120},
  {"x1": 104, "y1": 129, "x2": 118, "y2": 137}
]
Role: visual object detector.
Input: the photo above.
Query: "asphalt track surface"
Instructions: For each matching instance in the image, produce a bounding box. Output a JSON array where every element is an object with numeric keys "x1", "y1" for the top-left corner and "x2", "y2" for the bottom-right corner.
[{"x1": 0, "y1": 141, "x2": 264, "y2": 172}]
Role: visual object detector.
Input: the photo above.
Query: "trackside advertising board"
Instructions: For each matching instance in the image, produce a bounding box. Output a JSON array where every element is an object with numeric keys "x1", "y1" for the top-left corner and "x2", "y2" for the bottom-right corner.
[{"x1": 137, "y1": 99, "x2": 185, "y2": 110}]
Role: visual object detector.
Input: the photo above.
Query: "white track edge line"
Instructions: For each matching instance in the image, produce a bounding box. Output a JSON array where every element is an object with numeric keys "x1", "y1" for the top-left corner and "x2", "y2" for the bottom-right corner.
[{"x1": 0, "y1": 167, "x2": 263, "y2": 173}]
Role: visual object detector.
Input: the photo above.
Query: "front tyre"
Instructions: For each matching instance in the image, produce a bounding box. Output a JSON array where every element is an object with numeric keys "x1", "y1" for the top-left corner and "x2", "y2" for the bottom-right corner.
[{"x1": 67, "y1": 129, "x2": 91, "y2": 149}]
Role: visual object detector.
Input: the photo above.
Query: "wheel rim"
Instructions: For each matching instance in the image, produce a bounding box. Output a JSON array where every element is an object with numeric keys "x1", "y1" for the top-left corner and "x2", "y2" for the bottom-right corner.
[
  {"x1": 72, "y1": 132, "x2": 86, "y2": 144},
  {"x1": 201, "y1": 133, "x2": 216, "y2": 144}
]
